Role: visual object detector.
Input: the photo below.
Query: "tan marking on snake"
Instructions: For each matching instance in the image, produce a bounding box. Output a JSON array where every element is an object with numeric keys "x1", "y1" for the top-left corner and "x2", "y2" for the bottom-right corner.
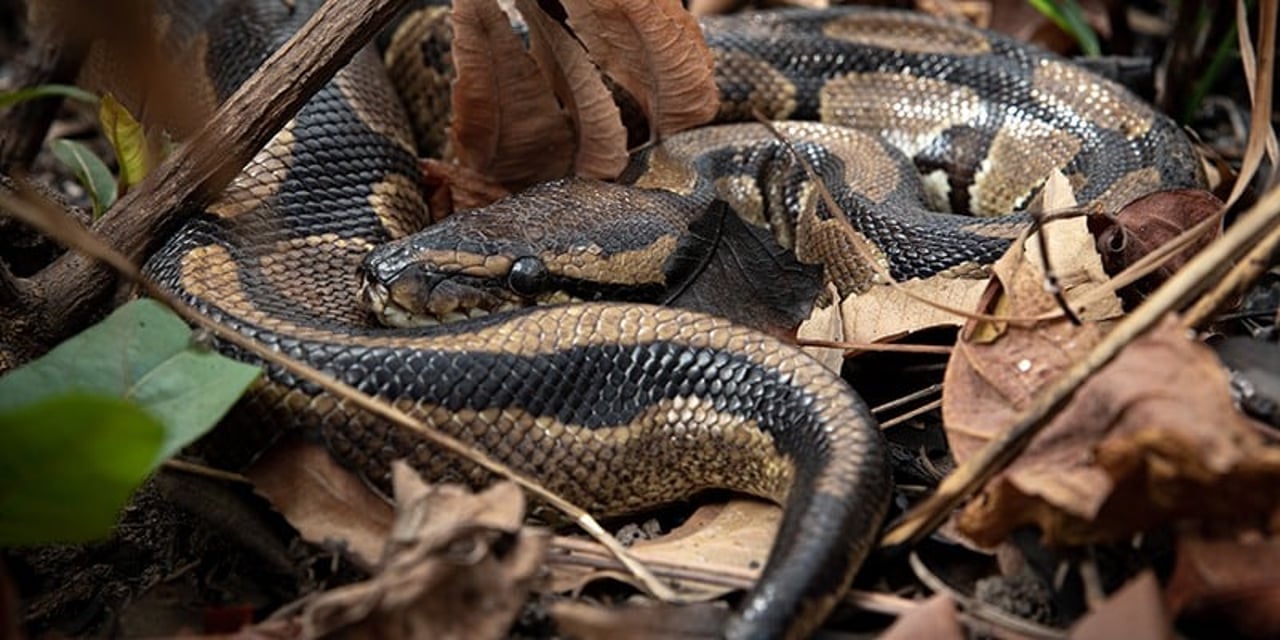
[
  {"x1": 369, "y1": 173, "x2": 430, "y2": 240},
  {"x1": 715, "y1": 175, "x2": 768, "y2": 228},
  {"x1": 540, "y1": 236, "x2": 679, "y2": 285},
  {"x1": 971, "y1": 120, "x2": 1081, "y2": 215},
  {"x1": 819, "y1": 73, "x2": 983, "y2": 157},
  {"x1": 209, "y1": 121, "x2": 297, "y2": 219},
  {"x1": 1093, "y1": 167, "x2": 1163, "y2": 213},
  {"x1": 318, "y1": 396, "x2": 793, "y2": 516},
  {"x1": 335, "y1": 49, "x2": 418, "y2": 155},
  {"x1": 792, "y1": 182, "x2": 891, "y2": 295},
  {"x1": 412, "y1": 250, "x2": 514, "y2": 277},
  {"x1": 1032, "y1": 59, "x2": 1154, "y2": 139},
  {"x1": 823, "y1": 12, "x2": 991, "y2": 55},
  {"x1": 713, "y1": 49, "x2": 798, "y2": 121}
]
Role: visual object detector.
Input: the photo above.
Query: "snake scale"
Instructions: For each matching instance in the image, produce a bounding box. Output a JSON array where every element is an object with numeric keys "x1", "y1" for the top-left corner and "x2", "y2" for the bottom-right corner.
[{"x1": 135, "y1": 1, "x2": 1205, "y2": 638}]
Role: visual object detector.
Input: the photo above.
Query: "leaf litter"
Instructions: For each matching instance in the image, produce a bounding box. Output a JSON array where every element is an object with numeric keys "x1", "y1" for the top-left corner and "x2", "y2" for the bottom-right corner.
[{"x1": 250, "y1": 459, "x2": 547, "y2": 640}]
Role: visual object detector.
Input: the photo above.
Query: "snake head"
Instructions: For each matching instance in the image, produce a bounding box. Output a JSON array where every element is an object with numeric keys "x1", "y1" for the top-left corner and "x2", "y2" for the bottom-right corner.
[
  {"x1": 361, "y1": 231, "x2": 571, "y2": 327},
  {"x1": 361, "y1": 179, "x2": 687, "y2": 328}
]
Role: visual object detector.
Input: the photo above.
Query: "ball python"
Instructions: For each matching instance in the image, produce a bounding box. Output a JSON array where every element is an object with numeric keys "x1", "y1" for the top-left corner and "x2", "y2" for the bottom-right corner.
[{"x1": 136, "y1": 1, "x2": 1205, "y2": 638}]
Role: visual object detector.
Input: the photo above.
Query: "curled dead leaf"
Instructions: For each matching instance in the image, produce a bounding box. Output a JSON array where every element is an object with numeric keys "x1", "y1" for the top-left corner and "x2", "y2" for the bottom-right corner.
[
  {"x1": 450, "y1": 0, "x2": 574, "y2": 188},
  {"x1": 953, "y1": 317, "x2": 1280, "y2": 546},
  {"x1": 558, "y1": 0, "x2": 719, "y2": 139},
  {"x1": 299, "y1": 465, "x2": 549, "y2": 639},
  {"x1": 247, "y1": 438, "x2": 393, "y2": 569},
  {"x1": 421, "y1": 157, "x2": 511, "y2": 219},
  {"x1": 1088, "y1": 189, "x2": 1223, "y2": 304},
  {"x1": 549, "y1": 499, "x2": 780, "y2": 602},
  {"x1": 515, "y1": 0, "x2": 628, "y2": 179}
]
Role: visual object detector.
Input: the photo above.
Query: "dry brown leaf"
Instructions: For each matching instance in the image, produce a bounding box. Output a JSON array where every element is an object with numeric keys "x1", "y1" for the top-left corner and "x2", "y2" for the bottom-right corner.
[
  {"x1": 246, "y1": 438, "x2": 394, "y2": 568},
  {"x1": 953, "y1": 317, "x2": 1280, "y2": 546},
  {"x1": 1088, "y1": 189, "x2": 1223, "y2": 304},
  {"x1": 879, "y1": 594, "x2": 963, "y2": 640},
  {"x1": 1166, "y1": 536, "x2": 1280, "y2": 638},
  {"x1": 797, "y1": 285, "x2": 846, "y2": 372},
  {"x1": 559, "y1": 0, "x2": 719, "y2": 139},
  {"x1": 550, "y1": 499, "x2": 780, "y2": 601},
  {"x1": 837, "y1": 276, "x2": 989, "y2": 346},
  {"x1": 300, "y1": 465, "x2": 549, "y2": 639},
  {"x1": 516, "y1": 0, "x2": 628, "y2": 179},
  {"x1": 1069, "y1": 572, "x2": 1172, "y2": 640},
  {"x1": 421, "y1": 157, "x2": 512, "y2": 218},
  {"x1": 450, "y1": 0, "x2": 574, "y2": 188},
  {"x1": 548, "y1": 600, "x2": 726, "y2": 640}
]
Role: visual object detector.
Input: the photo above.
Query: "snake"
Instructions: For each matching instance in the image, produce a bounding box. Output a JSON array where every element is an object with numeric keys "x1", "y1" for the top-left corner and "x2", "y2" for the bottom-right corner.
[{"x1": 132, "y1": 1, "x2": 1206, "y2": 638}]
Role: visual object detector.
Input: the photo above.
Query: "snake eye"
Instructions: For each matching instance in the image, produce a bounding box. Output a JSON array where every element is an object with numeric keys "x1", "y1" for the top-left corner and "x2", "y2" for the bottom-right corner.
[{"x1": 507, "y1": 256, "x2": 549, "y2": 297}]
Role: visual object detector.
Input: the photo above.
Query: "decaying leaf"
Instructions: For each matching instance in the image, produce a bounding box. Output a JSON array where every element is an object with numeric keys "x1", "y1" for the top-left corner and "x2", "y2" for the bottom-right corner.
[
  {"x1": 1166, "y1": 536, "x2": 1280, "y2": 638},
  {"x1": 247, "y1": 438, "x2": 394, "y2": 568},
  {"x1": 878, "y1": 594, "x2": 963, "y2": 640},
  {"x1": 450, "y1": 0, "x2": 574, "y2": 188},
  {"x1": 1068, "y1": 572, "x2": 1171, "y2": 640},
  {"x1": 1089, "y1": 189, "x2": 1223, "y2": 304},
  {"x1": 421, "y1": 157, "x2": 512, "y2": 219},
  {"x1": 549, "y1": 600, "x2": 726, "y2": 640},
  {"x1": 558, "y1": 0, "x2": 719, "y2": 139},
  {"x1": 298, "y1": 464, "x2": 548, "y2": 639},
  {"x1": 953, "y1": 317, "x2": 1280, "y2": 546},
  {"x1": 835, "y1": 275, "x2": 990, "y2": 347},
  {"x1": 516, "y1": 0, "x2": 628, "y2": 179},
  {"x1": 941, "y1": 197, "x2": 1280, "y2": 545},
  {"x1": 550, "y1": 499, "x2": 780, "y2": 601}
]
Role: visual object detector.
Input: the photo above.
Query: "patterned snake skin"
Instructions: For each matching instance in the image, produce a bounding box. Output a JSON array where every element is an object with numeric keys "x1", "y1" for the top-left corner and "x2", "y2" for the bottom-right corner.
[{"x1": 138, "y1": 2, "x2": 1205, "y2": 638}]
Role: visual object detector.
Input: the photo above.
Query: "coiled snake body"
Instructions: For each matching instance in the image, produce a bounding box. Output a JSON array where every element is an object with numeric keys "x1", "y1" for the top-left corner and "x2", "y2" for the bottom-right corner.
[{"x1": 140, "y1": 2, "x2": 1205, "y2": 638}]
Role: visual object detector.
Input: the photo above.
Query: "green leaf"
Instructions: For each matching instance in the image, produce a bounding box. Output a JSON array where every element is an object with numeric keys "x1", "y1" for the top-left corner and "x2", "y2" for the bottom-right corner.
[
  {"x1": 0, "y1": 394, "x2": 164, "y2": 545},
  {"x1": 1027, "y1": 0, "x2": 1101, "y2": 56},
  {"x1": 50, "y1": 138, "x2": 118, "y2": 218},
  {"x1": 0, "y1": 84, "x2": 98, "y2": 109},
  {"x1": 0, "y1": 299, "x2": 261, "y2": 466},
  {"x1": 99, "y1": 93, "x2": 154, "y2": 190},
  {"x1": 0, "y1": 300, "x2": 261, "y2": 544}
]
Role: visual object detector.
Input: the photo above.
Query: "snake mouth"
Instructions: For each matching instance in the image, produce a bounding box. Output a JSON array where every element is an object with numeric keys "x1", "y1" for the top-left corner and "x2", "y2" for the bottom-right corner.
[{"x1": 363, "y1": 281, "x2": 582, "y2": 328}]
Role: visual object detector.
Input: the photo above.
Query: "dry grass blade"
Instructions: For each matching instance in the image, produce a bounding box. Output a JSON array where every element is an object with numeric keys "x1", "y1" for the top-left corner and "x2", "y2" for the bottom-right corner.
[
  {"x1": 882, "y1": 180, "x2": 1280, "y2": 548},
  {"x1": 0, "y1": 187, "x2": 679, "y2": 603},
  {"x1": 1226, "y1": 0, "x2": 1278, "y2": 206}
]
